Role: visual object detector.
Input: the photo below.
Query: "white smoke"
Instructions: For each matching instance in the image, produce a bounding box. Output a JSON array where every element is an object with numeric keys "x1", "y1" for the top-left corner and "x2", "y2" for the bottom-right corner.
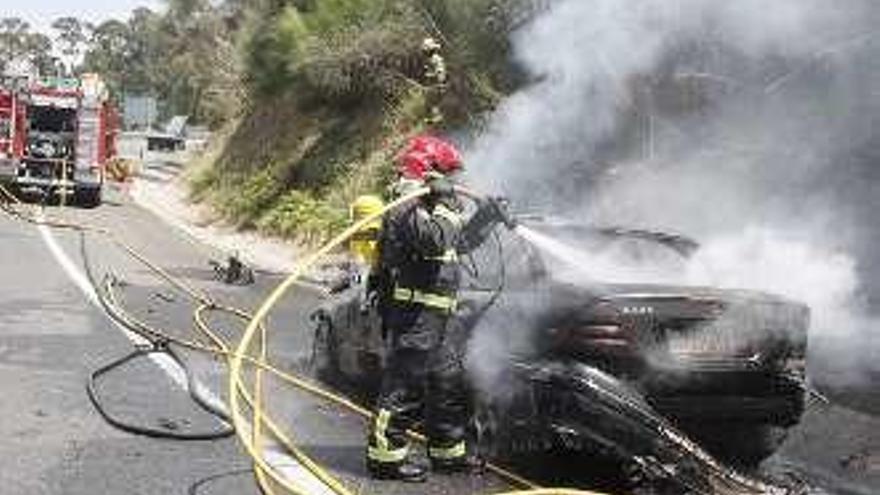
[
  {"x1": 465, "y1": 0, "x2": 880, "y2": 391},
  {"x1": 687, "y1": 228, "x2": 878, "y2": 387}
]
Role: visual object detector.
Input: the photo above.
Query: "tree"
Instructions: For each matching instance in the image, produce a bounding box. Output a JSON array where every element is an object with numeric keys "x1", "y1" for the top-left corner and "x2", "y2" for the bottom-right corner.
[
  {"x1": 0, "y1": 17, "x2": 31, "y2": 73},
  {"x1": 0, "y1": 18, "x2": 57, "y2": 76},
  {"x1": 52, "y1": 16, "x2": 89, "y2": 75},
  {"x1": 124, "y1": 7, "x2": 163, "y2": 92},
  {"x1": 153, "y1": 0, "x2": 239, "y2": 121},
  {"x1": 90, "y1": 20, "x2": 129, "y2": 55},
  {"x1": 82, "y1": 20, "x2": 132, "y2": 95},
  {"x1": 166, "y1": 0, "x2": 212, "y2": 19},
  {"x1": 24, "y1": 33, "x2": 58, "y2": 76}
]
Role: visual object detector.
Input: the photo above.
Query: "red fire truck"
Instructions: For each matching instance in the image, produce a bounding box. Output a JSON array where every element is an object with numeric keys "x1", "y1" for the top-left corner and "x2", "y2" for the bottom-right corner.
[{"x1": 0, "y1": 74, "x2": 117, "y2": 207}]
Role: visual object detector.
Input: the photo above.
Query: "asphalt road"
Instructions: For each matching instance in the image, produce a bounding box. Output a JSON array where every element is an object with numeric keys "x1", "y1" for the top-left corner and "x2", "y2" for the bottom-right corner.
[
  {"x1": 0, "y1": 192, "x2": 261, "y2": 495},
  {"x1": 0, "y1": 180, "x2": 878, "y2": 495},
  {"x1": 0, "y1": 184, "x2": 510, "y2": 495}
]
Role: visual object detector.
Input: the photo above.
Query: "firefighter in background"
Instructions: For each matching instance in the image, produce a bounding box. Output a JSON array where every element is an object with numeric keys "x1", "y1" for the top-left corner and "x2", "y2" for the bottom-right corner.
[
  {"x1": 365, "y1": 135, "x2": 513, "y2": 482},
  {"x1": 349, "y1": 194, "x2": 385, "y2": 270},
  {"x1": 345, "y1": 194, "x2": 385, "y2": 309},
  {"x1": 422, "y1": 37, "x2": 448, "y2": 127}
]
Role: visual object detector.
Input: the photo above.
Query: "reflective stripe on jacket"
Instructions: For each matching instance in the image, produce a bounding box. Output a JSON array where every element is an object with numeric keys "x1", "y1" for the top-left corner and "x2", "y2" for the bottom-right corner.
[{"x1": 377, "y1": 196, "x2": 465, "y2": 305}]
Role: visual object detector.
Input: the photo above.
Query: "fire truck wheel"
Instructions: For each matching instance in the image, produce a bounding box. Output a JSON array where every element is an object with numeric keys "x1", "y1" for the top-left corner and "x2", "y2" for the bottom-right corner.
[{"x1": 77, "y1": 187, "x2": 103, "y2": 209}]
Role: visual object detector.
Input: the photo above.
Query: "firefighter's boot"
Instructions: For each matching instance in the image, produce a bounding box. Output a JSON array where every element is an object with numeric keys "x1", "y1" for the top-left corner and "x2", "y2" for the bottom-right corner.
[
  {"x1": 366, "y1": 460, "x2": 428, "y2": 482},
  {"x1": 429, "y1": 442, "x2": 485, "y2": 474},
  {"x1": 367, "y1": 406, "x2": 427, "y2": 482}
]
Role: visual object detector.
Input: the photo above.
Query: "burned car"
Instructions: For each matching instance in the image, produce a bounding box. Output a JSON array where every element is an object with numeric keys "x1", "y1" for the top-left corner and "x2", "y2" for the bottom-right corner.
[{"x1": 312, "y1": 220, "x2": 810, "y2": 493}]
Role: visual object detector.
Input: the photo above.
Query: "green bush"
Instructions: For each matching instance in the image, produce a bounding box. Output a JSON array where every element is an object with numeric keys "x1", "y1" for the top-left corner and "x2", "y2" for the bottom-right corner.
[
  {"x1": 191, "y1": 0, "x2": 526, "y2": 243},
  {"x1": 189, "y1": 166, "x2": 219, "y2": 200},
  {"x1": 256, "y1": 189, "x2": 347, "y2": 243},
  {"x1": 218, "y1": 168, "x2": 283, "y2": 226},
  {"x1": 245, "y1": 3, "x2": 428, "y2": 103}
]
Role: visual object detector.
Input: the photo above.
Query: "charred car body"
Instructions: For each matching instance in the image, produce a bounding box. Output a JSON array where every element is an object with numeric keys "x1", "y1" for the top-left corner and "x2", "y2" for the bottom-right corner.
[{"x1": 312, "y1": 220, "x2": 809, "y2": 493}]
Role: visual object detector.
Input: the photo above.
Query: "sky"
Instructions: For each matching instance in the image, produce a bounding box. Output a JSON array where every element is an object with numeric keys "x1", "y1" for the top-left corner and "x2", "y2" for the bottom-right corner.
[{"x1": 2, "y1": 0, "x2": 164, "y2": 34}]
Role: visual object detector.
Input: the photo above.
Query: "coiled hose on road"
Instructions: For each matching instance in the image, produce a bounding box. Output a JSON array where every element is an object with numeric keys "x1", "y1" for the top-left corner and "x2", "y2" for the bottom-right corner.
[{"x1": 0, "y1": 182, "x2": 613, "y2": 495}]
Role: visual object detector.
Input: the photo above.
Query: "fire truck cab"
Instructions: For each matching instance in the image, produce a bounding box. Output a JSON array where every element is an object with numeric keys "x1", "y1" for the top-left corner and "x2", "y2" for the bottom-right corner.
[{"x1": 0, "y1": 74, "x2": 117, "y2": 207}]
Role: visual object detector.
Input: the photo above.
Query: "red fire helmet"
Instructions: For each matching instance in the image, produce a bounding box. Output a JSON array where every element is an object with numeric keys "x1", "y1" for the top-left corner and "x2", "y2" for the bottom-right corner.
[{"x1": 396, "y1": 135, "x2": 463, "y2": 180}]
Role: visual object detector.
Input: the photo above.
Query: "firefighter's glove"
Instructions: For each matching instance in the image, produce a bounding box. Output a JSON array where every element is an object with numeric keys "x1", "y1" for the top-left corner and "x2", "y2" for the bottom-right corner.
[
  {"x1": 460, "y1": 196, "x2": 515, "y2": 252},
  {"x1": 426, "y1": 175, "x2": 456, "y2": 199},
  {"x1": 488, "y1": 196, "x2": 517, "y2": 230}
]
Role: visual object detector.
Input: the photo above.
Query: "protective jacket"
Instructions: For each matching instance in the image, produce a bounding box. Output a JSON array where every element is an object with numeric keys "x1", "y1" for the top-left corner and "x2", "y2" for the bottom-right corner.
[{"x1": 378, "y1": 195, "x2": 462, "y2": 308}]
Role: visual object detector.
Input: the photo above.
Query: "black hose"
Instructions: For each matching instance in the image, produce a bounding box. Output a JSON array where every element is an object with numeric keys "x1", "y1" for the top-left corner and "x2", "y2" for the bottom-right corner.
[
  {"x1": 187, "y1": 468, "x2": 256, "y2": 495},
  {"x1": 79, "y1": 232, "x2": 235, "y2": 441},
  {"x1": 86, "y1": 346, "x2": 234, "y2": 440},
  {"x1": 186, "y1": 466, "x2": 307, "y2": 495}
]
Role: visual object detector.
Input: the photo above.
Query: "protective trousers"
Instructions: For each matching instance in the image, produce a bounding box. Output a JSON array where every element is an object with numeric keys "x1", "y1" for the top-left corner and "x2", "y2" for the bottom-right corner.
[{"x1": 367, "y1": 304, "x2": 468, "y2": 466}]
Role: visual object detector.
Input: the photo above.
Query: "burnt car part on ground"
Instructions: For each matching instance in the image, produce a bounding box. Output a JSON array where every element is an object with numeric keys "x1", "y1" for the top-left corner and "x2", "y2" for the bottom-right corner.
[
  {"x1": 311, "y1": 220, "x2": 812, "y2": 494},
  {"x1": 209, "y1": 254, "x2": 255, "y2": 286}
]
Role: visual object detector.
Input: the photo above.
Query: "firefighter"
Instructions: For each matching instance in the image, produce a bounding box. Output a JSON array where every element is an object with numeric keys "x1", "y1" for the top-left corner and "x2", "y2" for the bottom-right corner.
[
  {"x1": 349, "y1": 194, "x2": 385, "y2": 269},
  {"x1": 330, "y1": 194, "x2": 385, "y2": 294},
  {"x1": 422, "y1": 37, "x2": 448, "y2": 127},
  {"x1": 365, "y1": 135, "x2": 512, "y2": 482},
  {"x1": 341, "y1": 195, "x2": 385, "y2": 312},
  {"x1": 422, "y1": 37, "x2": 448, "y2": 87}
]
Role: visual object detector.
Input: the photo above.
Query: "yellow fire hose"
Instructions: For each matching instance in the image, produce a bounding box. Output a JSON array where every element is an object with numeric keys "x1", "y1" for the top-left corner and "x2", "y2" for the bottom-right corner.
[{"x1": 0, "y1": 182, "x2": 611, "y2": 495}]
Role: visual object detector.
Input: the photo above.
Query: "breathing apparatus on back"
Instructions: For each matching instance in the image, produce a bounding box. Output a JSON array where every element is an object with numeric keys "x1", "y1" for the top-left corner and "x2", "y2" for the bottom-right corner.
[{"x1": 348, "y1": 194, "x2": 385, "y2": 269}]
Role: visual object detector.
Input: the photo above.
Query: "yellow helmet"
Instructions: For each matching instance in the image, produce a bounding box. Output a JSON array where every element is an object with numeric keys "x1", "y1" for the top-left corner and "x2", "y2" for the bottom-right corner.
[{"x1": 350, "y1": 195, "x2": 384, "y2": 227}]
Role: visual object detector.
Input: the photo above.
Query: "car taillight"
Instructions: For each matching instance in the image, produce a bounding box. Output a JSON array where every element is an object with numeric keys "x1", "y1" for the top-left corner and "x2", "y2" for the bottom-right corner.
[
  {"x1": 547, "y1": 301, "x2": 642, "y2": 358},
  {"x1": 571, "y1": 324, "x2": 634, "y2": 347},
  {"x1": 546, "y1": 323, "x2": 642, "y2": 367}
]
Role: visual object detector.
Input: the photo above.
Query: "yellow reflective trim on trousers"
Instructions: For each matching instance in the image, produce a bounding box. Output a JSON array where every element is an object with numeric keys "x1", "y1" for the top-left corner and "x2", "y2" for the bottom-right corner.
[
  {"x1": 433, "y1": 204, "x2": 463, "y2": 228},
  {"x1": 374, "y1": 409, "x2": 392, "y2": 450},
  {"x1": 393, "y1": 287, "x2": 457, "y2": 311},
  {"x1": 426, "y1": 248, "x2": 458, "y2": 263},
  {"x1": 367, "y1": 445, "x2": 410, "y2": 463},
  {"x1": 428, "y1": 441, "x2": 466, "y2": 460}
]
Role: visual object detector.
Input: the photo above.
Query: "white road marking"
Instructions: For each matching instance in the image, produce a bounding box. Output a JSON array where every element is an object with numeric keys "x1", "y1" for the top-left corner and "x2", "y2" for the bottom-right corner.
[
  {"x1": 35, "y1": 213, "x2": 188, "y2": 387},
  {"x1": 35, "y1": 210, "x2": 330, "y2": 494},
  {"x1": 265, "y1": 449, "x2": 337, "y2": 495},
  {"x1": 237, "y1": 422, "x2": 337, "y2": 495}
]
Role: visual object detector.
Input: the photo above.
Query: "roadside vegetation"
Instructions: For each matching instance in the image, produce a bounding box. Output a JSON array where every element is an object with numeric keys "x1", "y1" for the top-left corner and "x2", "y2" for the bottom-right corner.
[
  {"x1": 188, "y1": 0, "x2": 527, "y2": 243},
  {"x1": 2, "y1": 1, "x2": 538, "y2": 244}
]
